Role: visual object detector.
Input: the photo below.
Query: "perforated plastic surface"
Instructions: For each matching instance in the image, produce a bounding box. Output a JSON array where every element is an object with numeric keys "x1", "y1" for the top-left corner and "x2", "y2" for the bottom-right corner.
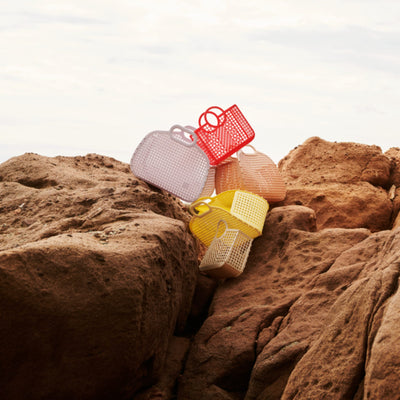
[
  {"x1": 130, "y1": 125, "x2": 210, "y2": 202},
  {"x1": 215, "y1": 156, "x2": 243, "y2": 193},
  {"x1": 238, "y1": 146, "x2": 286, "y2": 202},
  {"x1": 199, "y1": 221, "x2": 253, "y2": 279},
  {"x1": 195, "y1": 105, "x2": 255, "y2": 165},
  {"x1": 189, "y1": 190, "x2": 268, "y2": 247},
  {"x1": 198, "y1": 166, "x2": 216, "y2": 197},
  {"x1": 230, "y1": 190, "x2": 268, "y2": 233}
]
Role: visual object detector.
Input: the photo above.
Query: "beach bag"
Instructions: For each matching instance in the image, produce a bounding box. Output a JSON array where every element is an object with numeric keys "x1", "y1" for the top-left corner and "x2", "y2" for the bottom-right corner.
[
  {"x1": 199, "y1": 220, "x2": 253, "y2": 279},
  {"x1": 198, "y1": 166, "x2": 216, "y2": 197},
  {"x1": 189, "y1": 189, "x2": 268, "y2": 247},
  {"x1": 130, "y1": 125, "x2": 210, "y2": 202},
  {"x1": 194, "y1": 105, "x2": 255, "y2": 165},
  {"x1": 215, "y1": 145, "x2": 286, "y2": 202}
]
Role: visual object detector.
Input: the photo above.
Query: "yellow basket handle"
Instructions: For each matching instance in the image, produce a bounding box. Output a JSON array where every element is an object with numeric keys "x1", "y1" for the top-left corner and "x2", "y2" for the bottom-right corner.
[
  {"x1": 215, "y1": 220, "x2": 228, "y2": 239},
  {"x1": 189, "y1": 198, "x2": 213, "y2": 217}
]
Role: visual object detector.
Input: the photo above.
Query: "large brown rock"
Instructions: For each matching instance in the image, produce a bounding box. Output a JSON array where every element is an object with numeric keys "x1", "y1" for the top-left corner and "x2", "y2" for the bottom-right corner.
[
  {"x1": 178, "y1": 203, "x2": 400, "y2": 400},
  {"x1": 0, "y1": 153, "x2": 199, "y2": 400},
  {"x1": 385, "y1": 147, "x2": 400, "y2": 228},
  {"x1": 278, "y1": 137, "x2": 393, "y2": 231}
]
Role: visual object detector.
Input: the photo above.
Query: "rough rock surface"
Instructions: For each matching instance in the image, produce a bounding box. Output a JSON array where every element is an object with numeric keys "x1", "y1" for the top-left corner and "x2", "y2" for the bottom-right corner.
[
  {"x1": 385, "y1": 147, "x2": 400, "y2": 229},
  {"x1": 4, "y1": 137, "x2": 400, "y2": 400},
  {"x1": 278, "y1": 137, "x2": 394, "y2": 231},
  {"x1": 0, "y1": 153, "x2": 199, "y2": 400},
  {"x1": 179, "y1": 205, "x2": 400, "y2": 400}
]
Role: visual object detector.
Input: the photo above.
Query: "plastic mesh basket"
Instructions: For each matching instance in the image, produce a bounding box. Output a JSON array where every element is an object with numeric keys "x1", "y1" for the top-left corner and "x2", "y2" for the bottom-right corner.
[
  {"x1": 130, "y1": 125, "x2": 210, "y2": 202},
  {"x1": 198, "y1": 166, "x2": 216, "y2": 197},
  {"x1": 194, "y1": 105, "x2": 255, "y2": 165},
  {"x1": 238, "y1": 146, "x2": 286, "y2": 202},
  {"x1": 199, "y1": 220, "x2": 253, "y2": 279},
  {"x1": 215, "y1": 156, "x2": 243, "y2": 193},
  {"x1": 189, "y1": 190, "x2": 268, "y2": 247},
  {"x1": 215, "y1": 146, "x2": 287, "y2": 203}
]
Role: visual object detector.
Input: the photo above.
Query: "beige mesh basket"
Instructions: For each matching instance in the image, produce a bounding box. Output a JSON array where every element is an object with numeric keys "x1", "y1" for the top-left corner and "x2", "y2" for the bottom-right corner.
[
  {"x1": 215, "y1": 145, "x2": 286, "y2": 203},
  {"x1": 199, "y1": 220, "x2": 253, "y2": 279}
]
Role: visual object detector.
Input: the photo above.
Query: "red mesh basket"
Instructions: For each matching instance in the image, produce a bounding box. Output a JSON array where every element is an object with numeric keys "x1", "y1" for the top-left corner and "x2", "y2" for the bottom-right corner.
[{"x1": 194, "y1": 105, "x2": 255, "y2": 165}]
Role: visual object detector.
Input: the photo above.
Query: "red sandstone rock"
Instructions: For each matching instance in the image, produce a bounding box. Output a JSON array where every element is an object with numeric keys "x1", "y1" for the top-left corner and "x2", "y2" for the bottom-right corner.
[
  {"x1": 4, "y1": 140, "x2": 400, "y2": 400},
  {"x1": 0, "y1": 153, "x2": 199, "y2": 400},
  {"x1": 278, "y1": 137, "x2": 393, "y2": 231}
]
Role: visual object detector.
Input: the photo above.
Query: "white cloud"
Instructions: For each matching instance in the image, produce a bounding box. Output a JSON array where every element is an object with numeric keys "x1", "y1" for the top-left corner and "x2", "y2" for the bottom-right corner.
[{"x1": 1, "y1": 0, "x2": 400, "y2": 166}]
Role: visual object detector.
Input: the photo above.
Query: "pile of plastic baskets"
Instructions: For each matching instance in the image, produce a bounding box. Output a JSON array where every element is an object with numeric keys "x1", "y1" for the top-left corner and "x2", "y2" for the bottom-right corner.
[
  {"x1": 189, "y1": 190, "x2": 269, "y2": 247},
  {"x1": 129, "y1": 104, "x2": 286, "y2": 279}
]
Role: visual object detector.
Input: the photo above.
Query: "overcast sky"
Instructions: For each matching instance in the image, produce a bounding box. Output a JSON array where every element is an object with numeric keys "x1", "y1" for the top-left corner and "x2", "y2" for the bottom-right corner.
[{"x1": 1, "y1": 0, "x2": 400, "y2": 165}]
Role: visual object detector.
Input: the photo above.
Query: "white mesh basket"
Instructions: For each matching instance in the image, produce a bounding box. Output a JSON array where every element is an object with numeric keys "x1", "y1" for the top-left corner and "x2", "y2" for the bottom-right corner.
[
  {"x1": 130, "y1": 125, "x2": 210, "y2": 202},
  {"x1": 199, "y1": 220, "x2": 253, "y2": 279}
]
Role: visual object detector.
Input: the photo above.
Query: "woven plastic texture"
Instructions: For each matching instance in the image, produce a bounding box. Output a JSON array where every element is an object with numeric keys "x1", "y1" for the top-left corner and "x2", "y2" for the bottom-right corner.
[
  {"x1": 238, "y1": 146, "x2": 286, "y2": 202},
  {"x1": 130, "y1": 125, "x2": 210, "y2": 202},
  {"x1": 198, "y1": 166, "x2": 216, "y2": 197},
  {"x1": 189, "y1": 190, "x2": 268, "y2": 247},
  {"x1": 215, "y1": 156, "x2": 243, "y2": 193},
  {"x1": 199, "y1": 221, "x2": 253, "y2": 279},
  {"x1": 195, "y1": 105, "x2": 255, "y2": 165},
  {"x1": 230, "y1": 190, "x2": 269, "y2": 233}
]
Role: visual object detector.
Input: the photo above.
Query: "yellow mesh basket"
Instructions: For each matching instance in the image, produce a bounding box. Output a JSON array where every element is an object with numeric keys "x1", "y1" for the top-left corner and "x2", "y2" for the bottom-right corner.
[
  {"x1": 189, "y1": 190, "x2": 269, "y2": 247},
  {"x1": 199, "y1": 220, "x2": 253, "y2": 279}
]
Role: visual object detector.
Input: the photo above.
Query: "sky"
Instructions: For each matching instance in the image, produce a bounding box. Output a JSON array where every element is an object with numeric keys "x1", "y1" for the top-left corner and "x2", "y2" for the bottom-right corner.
[{"x1": 1, "y1": 0, "x2": 400, "y2": 166}]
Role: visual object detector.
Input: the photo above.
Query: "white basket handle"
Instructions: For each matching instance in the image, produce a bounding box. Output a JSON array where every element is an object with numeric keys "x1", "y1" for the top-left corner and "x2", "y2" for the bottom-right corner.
[{"x1": 169, "y1": 124, "x2": 198, "y2": 147}]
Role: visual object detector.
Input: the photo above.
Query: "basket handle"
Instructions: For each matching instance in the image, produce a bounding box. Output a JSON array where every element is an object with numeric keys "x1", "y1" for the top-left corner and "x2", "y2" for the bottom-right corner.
[
  {"x1": 237, "y1": 144, "x2": 258, "y2": 156},
  {"x1": 170, "y1": 124, "x2": 198, "y2": 147},
  {"x1": 189, "y1": 198, "x2": 212, "y2": 217},
  {"x1": 215, "y1": 219, "x2": 228, "y2": 239},
  {"x1": 198, "y1": 106, "x2": 225, "y2": 129}
]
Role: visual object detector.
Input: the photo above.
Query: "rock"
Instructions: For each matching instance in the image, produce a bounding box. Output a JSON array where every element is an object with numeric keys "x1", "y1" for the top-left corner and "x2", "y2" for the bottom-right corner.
[
  {"x1": 385, "y1": 147, "x2": 400, "y2": 186},
  {"x1": 280, "y1": 229, "x2": 400, "y2": 400},
  {"x1": 281, "y1": 182, "x2": 392, "y2": 232},
  {"x1": 278, "y1": 137, "x2": 393, "y2": 231},
  {"x1": 134, "y1": 336, "x2": 191, "y2": 400},
  {"x1": 178, "y1": 205, "x2": 375, "y2": 399},
  {"x1": 0, "y1": 153, "x2": 199, "y2": 400}
]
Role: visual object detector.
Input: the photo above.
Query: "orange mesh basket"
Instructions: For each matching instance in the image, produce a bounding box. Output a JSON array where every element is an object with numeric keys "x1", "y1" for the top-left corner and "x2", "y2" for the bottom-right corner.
[
  {"x1": 215, "y1": 145, "x2": 286, "y2": 203},
  {"x1": 199, "y1": 220, "x2": 253, "y2": 279},
  {"x1": 198, "y1": 166, "x2": 216, "y2": 197},
  {"x1": 238, "y1": 146, "x2": 286, "y2": 203},
  {"x1": 215, "y1": 156, "x2": 243, "y2": 194},
  {"x1": 189, "y1": 190, "x2": 269, "y2": 247},
  {"x1": 194, "y1": 105, "x2": 255, "y2": 165}
]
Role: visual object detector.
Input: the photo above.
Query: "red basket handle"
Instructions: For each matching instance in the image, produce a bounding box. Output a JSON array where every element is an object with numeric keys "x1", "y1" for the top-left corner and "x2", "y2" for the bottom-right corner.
[{"x1": 198, "y1": 106, "x2": 225, "y2": 129}]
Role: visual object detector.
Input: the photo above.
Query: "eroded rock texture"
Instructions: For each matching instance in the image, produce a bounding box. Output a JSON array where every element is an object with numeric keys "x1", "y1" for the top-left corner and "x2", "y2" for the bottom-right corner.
[
  {"x1": 179, "y1": 205, "x2": 400, "y2": 400},
  {"x1": 278, "y1": 137, "x2": 394, "y2": 231},
  {"x1": 0, "y1": 153, "x2": 199, "y2": 400},
  {"x1": 3, "y1": 137, "x2": 400, "y2": 400}
]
